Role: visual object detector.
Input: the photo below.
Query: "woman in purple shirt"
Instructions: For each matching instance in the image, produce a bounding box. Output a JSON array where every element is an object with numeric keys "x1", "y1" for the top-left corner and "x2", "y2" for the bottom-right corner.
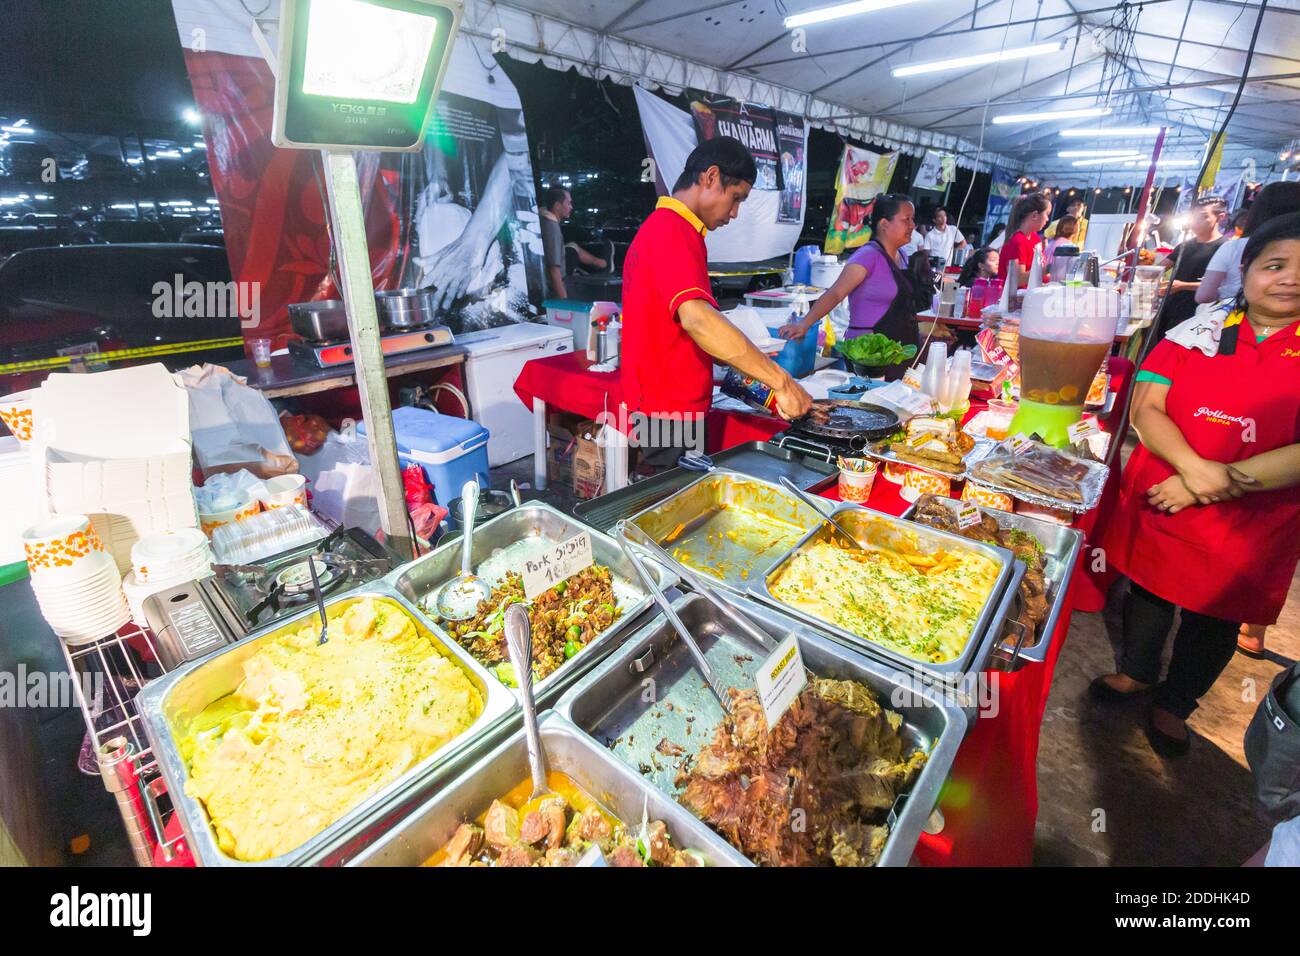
[{"x1": 778, "y1": 195, "x2": 919, "y2": 373}]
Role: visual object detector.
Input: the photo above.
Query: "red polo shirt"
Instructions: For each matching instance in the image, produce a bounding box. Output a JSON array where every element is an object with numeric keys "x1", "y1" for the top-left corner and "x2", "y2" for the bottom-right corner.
[{"x1": 620, "y1": 196, "x2": 718, "y2": 415}]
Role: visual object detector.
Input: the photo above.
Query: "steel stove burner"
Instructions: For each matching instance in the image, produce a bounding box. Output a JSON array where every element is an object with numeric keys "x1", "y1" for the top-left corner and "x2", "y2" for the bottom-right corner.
[{"x1": 271, "y1": 555, "x2": 343, "y2": 598}]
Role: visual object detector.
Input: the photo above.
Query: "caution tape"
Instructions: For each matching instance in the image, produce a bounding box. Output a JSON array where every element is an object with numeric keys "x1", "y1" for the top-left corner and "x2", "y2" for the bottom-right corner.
[{"x1": 0, "y1": 337, "x2": 246, "y2": 375}]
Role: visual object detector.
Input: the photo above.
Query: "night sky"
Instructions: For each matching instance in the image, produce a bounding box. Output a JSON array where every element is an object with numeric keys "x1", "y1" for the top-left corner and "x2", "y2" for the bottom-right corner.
[{"x1": 0, "y1": 0, "x2": 194, "y2": 132}]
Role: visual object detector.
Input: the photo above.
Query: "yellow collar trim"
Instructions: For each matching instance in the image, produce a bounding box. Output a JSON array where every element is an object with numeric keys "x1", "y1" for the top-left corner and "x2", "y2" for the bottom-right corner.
[{"x1": 657, "y1": 196, "x2": 708, "y2": 237}]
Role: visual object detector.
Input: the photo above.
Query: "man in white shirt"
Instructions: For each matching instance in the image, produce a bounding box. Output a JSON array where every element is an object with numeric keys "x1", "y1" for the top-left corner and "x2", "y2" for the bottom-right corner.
[{"x1": 917, "y1": 207, "x2": 967, "y2": 266}]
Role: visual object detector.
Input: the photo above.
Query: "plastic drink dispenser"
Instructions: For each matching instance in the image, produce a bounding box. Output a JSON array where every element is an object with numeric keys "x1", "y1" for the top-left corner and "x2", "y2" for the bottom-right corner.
[{"x1": 1008, "y1": 285, "x2": 1119, "y2": 448}]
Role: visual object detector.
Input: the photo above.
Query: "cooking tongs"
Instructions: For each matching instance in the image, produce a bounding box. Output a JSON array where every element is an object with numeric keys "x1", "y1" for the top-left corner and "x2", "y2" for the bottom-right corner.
[
  {"x1": 779, "y1": 476, "x2": 865, "y2": 551},
  {"x1": 616, "y1": 526, "x2": 732, "y2": 712},
  {"x1": 619, "y1": 520, "x2": 779, "y2": 654}
]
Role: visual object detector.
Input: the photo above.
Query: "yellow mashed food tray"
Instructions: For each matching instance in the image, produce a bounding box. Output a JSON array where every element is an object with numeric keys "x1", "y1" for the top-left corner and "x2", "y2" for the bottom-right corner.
[
  {"x1": 180, "y1": 597, "x2": 484, "y2": 861},
  {"x1": 769, "y1": 540, "x2": 1001, "y2": 664}
]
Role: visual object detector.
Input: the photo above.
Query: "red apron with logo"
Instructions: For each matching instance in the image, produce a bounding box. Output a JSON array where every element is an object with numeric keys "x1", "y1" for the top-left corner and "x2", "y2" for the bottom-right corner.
[{"x1": 1103, "y1": 322, "x2": 1300, "y2": 624}]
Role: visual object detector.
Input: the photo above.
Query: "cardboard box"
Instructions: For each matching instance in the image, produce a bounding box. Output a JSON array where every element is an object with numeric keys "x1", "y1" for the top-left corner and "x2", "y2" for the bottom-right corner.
[{"x1": 571, "y1": 421, "x2": 605, "y2": 500}]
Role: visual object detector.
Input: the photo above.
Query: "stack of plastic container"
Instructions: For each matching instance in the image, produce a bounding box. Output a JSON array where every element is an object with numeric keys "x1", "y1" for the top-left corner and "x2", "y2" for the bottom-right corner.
[{"x1": 35, "y1": 365, "x2": 199, "y2": 574}]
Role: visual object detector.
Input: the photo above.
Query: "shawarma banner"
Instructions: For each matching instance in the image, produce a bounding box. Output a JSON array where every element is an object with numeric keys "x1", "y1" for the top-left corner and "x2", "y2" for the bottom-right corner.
[
  {"x1": 689, "y1": 94, "x2": 780, "y2": 191},
  {"x1": 774, "y1": 111, "x2": 806, "y2": 223}
]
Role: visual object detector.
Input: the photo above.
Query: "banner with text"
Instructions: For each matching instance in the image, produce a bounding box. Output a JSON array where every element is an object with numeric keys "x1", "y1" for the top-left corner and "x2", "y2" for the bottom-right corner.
[
  {"x1": 984, "y1": 166, "x2": 1021, "y2": 244},
  {"x1": 775, "y1": 111, "x2": 807, "y2": 223},
  {"x1": 689, "y1": 94, "x2": 780, "y2": 191}
]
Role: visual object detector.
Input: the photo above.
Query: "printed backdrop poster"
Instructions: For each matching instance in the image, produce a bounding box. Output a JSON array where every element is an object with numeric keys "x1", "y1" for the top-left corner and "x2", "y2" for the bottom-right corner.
[
  {"x1": 775, "y1": 111, "x2": 806, "y2": 224},
  {"x1": 984, "y1": 166, "x2": 1021, "y2": 243},
  {"x1": 170, "y1": 1, "x2": 543, "y2": 351},
  {"x1": 915, "y1": 150, "x2": 955, "y2": 191},
  {"x1": 824, "y1": 144, "x2": 898, "y2": 254},
  {"x1": 689, "y1": 94, "x2": 780, "y2": 190}
]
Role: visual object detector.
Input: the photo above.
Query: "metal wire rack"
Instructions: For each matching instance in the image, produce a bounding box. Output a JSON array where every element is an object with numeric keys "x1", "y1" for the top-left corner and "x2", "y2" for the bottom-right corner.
[{"x1": 60, "y1": 622, "x2": 187, "y2": 866}]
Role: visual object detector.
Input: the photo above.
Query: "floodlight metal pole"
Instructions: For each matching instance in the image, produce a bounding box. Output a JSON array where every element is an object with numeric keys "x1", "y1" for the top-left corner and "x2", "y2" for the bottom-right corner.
[{"x1": 321, "y1": 149, "x2": 414, "y2": 558}]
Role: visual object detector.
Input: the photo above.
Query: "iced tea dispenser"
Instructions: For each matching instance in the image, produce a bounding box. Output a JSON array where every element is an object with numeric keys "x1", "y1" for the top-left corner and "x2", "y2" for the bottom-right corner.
[{"x1": 1008, "y1": 285, "x2": 1119, "y2": 447}]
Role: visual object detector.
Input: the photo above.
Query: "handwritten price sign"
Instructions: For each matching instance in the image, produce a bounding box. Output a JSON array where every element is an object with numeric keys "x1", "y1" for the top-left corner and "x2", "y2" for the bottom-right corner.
[{"x1": 520, "y1": 531, "x2": 595, "y2": 599}]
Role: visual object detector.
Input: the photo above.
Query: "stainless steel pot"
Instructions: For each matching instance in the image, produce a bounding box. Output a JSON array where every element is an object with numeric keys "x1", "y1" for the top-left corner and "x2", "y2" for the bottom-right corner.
[
  {"x1": 288, "y1": 299, "x2": 349, "y2": 342},
  {"x1": 375, "y1": 288, "x2": 438, "y2": 329}
]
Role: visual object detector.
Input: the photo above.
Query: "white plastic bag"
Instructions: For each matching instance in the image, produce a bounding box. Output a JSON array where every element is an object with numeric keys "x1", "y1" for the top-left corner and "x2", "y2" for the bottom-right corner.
[
  {"x1": 175, "y1": 365, "x2": 297, "y2": 478},
  {"x1": 295, "y1": 429, "x2": 382, "y2": 537}
]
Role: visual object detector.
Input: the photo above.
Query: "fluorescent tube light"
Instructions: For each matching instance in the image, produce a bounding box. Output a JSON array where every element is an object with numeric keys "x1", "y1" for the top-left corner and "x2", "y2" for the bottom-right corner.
[
  {"x1": 1071, "y1": 155, "x2": 1143, "y2": 167},
  {"x1": 993, "y1": 106, "x2": 1112, "y2": 125},
  {"x1": 893, "y1": 40, "x2": 1063, "y2": 78},
  {"x1": 1060, "y1": 126, "x2": 1161, "y2": 137},
  {"x1": 785, "y1": 0, "x2": 925, "y2": 29},
  {"x1": 1058, "y1": 149, "x2": 1148, "y2": 158}
]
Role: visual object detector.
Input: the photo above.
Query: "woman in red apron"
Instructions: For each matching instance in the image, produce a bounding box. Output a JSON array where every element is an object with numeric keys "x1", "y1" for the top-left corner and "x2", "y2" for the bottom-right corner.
[{"x1": 1094, "y1": 212, "x2": 1300, "y2": 756}]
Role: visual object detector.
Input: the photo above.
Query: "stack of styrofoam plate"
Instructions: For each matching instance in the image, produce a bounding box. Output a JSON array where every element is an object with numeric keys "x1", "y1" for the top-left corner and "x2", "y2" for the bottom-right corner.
[
  {"x1": 121, "y1": 529, "x2": 214, "y2": 626},
  {"x1": 23, "y1": 515, "x2": 130, "y2": 645}
]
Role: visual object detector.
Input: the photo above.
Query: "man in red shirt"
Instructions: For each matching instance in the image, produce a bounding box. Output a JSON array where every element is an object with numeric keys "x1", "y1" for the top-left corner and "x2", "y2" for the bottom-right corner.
[{"x1": 621, "y1": 137, "x2": 812, "y2": 469}]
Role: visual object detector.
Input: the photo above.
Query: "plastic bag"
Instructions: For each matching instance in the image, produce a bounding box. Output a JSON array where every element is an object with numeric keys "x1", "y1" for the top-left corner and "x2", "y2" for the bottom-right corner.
[
  {"x1": 176, "y1": 365, "x2": 297, "y2": 479},
  {"x1": 295, "y1": 429, "x2": 382, "y2": 536}
]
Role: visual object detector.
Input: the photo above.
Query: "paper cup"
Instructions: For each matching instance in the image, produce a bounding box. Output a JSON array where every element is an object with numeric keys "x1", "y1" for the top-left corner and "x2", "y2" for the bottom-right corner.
[
  {"x1": 199, "y1": 499, "x2": 260, "y2": 536},
  {"x1": 883, "y1": 460, "x2": 910, "y2": 485},
  {"x1": 900, "y1": 468, "x2": 952, "y2": 503},
  {"x1": 259, "y1": 474, "x2": 308, "y2": 511},
  {"x1": 0, "y1": 390, "x2": 35, "y2": 445},
  {"x1": 961, "y1": 482, "x2": 1015, "y2": 512},
  {"x1": 838, "y1": 460, "x2": 878, "y2": 503},
  {"x1": 22, "y1": 515, "x2": 106, "y2": 574}
]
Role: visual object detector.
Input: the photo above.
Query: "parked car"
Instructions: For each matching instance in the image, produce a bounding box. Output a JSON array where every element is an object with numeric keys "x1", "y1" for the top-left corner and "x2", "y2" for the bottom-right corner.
[{"x1": 0, "y1": 243, "x2": 245, "y2": 396}]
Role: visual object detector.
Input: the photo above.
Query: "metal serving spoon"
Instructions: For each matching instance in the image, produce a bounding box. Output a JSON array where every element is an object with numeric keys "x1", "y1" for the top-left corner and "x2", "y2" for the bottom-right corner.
[
  {"x1": 435, "y1": 478, "x2": 492, "y2": 621},
  {"x1": 503, "y1": 604, "x2": 553, "y2": 802}
]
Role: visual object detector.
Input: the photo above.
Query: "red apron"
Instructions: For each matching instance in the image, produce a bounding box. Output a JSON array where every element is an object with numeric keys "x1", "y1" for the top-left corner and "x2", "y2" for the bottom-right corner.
[{"x1": 1103, "y1": 320, "x2": 1300, "y2": 625}]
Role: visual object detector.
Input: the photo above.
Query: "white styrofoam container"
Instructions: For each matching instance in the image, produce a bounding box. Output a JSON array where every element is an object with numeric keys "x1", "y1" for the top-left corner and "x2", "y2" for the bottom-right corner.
[
  {"x1": 45, "y1": 443, "x2": 193, "y2": 512},
  {"x1": 0, "y1": 438, "x2": 41, "y2": 566}
]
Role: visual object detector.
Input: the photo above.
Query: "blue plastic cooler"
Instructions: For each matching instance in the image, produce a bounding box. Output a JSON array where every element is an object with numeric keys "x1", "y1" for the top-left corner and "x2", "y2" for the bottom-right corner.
[{"x1": 358, "y1": 407, "x2": 490, "y2": 509}]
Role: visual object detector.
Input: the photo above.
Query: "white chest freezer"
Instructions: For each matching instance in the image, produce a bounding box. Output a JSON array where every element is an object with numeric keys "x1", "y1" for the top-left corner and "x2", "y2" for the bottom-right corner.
[{"x1": 458, "y1": 323, "x2": 573, "y2": 466}]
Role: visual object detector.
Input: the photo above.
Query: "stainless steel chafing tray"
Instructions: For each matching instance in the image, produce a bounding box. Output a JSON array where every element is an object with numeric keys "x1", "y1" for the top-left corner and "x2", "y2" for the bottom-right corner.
[
  {"x1": 349, "y1": 711, "x2": 750, "y2": 867},
  {"x1": 136, "y1": 586, "x2": 518, "y2": 867},
  {"x1": 554, "y1": 592, "x2": 967, "y2": 867},
  {"x1": 626, "y1": 470, "x2": 822, "y2": 596},
  {"x1": 903, "y1": 495, "x2": 1084, "y2": 669},
  {"x1": 753, "y1": 503, "x2": 1024, "y2": 684},
  {"x1": 385, "y1": 502, "x2": 676, "y2": 707}
]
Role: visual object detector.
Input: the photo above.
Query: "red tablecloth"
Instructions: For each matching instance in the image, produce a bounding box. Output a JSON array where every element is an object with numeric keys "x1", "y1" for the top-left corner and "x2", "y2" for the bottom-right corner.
[
  {"x1": 516, "y1": 351, "x2": 1134, "y2": 866},
  {"x1": 809, "y1": 358, "x2": 1132, "y2": 866},
  {"x1": 512, "y1": 350, "x2": 793, "y2": 448}
]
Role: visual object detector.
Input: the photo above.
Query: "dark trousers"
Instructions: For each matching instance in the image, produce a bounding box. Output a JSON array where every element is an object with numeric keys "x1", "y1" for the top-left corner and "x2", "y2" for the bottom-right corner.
[
  {"x1": 1120, "y1": 582, "x2": 1241, "y2": 719},
  {"x1": 634, "y1": 416, "x2": 709, "y2": 475}
]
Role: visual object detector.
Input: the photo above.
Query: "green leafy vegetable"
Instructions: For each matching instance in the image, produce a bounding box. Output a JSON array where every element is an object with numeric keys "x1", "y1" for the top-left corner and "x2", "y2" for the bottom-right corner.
[{"x1": 835, "y1": 333, "x2": 917, "y2": 368}]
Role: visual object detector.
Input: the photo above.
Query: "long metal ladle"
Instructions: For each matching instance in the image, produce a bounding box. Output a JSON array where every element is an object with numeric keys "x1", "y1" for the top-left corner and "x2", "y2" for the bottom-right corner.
[
  {"x1": 434, "y1": 478, "x2": 492, "y2": 620},
  {"x1": 502, "y1": 603, "x2": 553, "y2": 802},
  {"x1": 617, "y1": 531, "x2": 731, "y2": 711}
]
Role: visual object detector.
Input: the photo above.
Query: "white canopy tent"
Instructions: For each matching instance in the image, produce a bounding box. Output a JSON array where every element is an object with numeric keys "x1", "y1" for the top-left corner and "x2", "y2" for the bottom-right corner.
[{"x1": 463, "y1": 0, "x2": 1299, "y2": 190}]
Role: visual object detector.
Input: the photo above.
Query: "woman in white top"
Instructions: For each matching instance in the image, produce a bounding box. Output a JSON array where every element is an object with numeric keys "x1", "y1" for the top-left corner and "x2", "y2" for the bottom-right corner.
[{"x1": 1197, "y1": 181, "x2": 1300, "y2": 305}]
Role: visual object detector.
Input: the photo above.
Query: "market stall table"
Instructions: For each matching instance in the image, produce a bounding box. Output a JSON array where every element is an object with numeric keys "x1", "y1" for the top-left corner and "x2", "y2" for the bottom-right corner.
[
  {"x1": 805, "y1": 356, "x2": 1132, "y2": 865},
  {"x1": 226, "y1": 343, "x2": 467, "y2": 400},
  {"x1": 512, "y1": 351, "x2": 796, "y2": 494}
]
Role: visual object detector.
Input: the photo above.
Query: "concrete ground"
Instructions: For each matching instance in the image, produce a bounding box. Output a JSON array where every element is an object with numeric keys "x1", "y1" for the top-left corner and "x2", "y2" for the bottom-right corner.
[
  {"x1": 1033, "y1": 571, "x2": 1299, "y2": 867},
  {"x1": 27, "y1": 454, "x2": 1296, "y2": 867}
]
